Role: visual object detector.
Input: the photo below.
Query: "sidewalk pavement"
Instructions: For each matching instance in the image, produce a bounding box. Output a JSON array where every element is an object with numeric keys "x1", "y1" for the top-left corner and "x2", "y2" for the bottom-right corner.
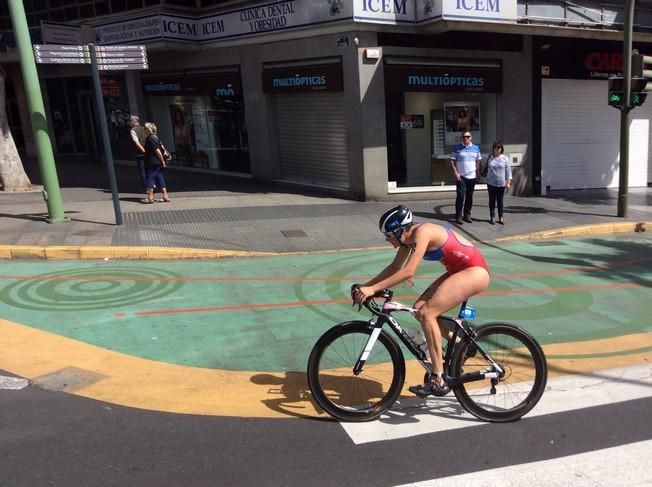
[{"x1": 0, "y1": 157, "x2": 650, "y2": 258}]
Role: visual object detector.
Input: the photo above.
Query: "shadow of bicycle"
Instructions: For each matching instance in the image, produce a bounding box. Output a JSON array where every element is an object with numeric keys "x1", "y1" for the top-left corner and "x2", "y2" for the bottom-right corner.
[{"x1": 250, "y1": 371, "x2": 476, "y2": 424}]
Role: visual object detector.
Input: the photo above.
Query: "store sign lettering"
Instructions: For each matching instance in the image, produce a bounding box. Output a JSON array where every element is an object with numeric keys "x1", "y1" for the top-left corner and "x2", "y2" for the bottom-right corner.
[
  {"x1": 240, "y1": 2, "x2": 295, "y2": 32},
  {"x1": 95, "y1": 0, "x2": 515, "y2": 46},
  {"x1": 408, "y1": 75, "x2": 485, "y2": 87},
  {"x1": 360, "y1": 0, "x2": 408, "y2": 15},
  {"x1": 272, "y1": 76, "x2": 327, "y2": 88},
  {"x1": 144, "y1": 83, "x2": 181, "y2": 92},
  {"x1": 455, "y1": 0, "x2": 501, "y2": 13},
  {"x1": 440, "y1": 0, "x2": 516, "y2": 21},
  {"x1": 584, "y1": 52, "x2": 622, "y2": 71},
  {"x1": 216, "y1": 87, "x2": 235, "y2": 96}
]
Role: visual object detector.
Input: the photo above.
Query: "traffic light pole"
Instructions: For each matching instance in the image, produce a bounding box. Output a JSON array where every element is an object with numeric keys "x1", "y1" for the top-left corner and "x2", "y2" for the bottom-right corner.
[{"x1": 618, "y1": 0, "x2": 635, "y2": 218}]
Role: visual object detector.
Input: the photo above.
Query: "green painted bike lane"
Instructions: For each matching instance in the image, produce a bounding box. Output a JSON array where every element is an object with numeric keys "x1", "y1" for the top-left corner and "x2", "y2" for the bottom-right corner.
[{"x1": 1, "y1": 232, "x2": 651, "y2": 373}]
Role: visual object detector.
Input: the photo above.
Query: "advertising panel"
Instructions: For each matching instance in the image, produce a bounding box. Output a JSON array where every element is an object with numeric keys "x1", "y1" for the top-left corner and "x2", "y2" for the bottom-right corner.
[{"x1": 444, "y1": 102, "x2": 481, "y2": 145}]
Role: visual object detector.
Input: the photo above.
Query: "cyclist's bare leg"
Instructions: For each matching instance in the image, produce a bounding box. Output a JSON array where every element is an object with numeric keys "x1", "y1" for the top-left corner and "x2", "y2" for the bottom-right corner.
[
  {"x1": 414, "y1": 274, "x2": 453, "y2": 340},
  {"x1": 415, "y1": 267, "x2": 490, "y2": 384}
]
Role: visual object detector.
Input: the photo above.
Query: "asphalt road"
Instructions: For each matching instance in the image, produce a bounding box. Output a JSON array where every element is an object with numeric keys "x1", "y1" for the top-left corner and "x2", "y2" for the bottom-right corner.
[{"x1": 1, "y1": 232, "x2": 651, "y2": 485}]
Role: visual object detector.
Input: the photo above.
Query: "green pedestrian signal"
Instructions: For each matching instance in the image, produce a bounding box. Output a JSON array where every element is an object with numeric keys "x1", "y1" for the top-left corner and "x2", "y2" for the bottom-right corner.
[{"x1": 631, "y1": 92, "x2": 647, "y2": 106}]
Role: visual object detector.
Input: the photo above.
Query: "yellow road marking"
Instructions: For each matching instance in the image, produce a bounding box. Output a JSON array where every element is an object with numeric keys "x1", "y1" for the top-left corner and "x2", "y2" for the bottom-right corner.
[{"x1": 2, "y1": 318, "x2": 651, "y2": 419}]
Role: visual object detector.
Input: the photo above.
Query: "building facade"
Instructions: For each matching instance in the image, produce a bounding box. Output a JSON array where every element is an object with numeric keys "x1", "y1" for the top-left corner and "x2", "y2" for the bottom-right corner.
[{"x1": 1, "y1": 0, "x2": 652, "y2": 200}]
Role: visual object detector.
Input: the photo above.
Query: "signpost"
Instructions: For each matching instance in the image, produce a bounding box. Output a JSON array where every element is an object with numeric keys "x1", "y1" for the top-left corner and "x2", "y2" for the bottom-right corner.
[
  {"x1": 32, "y1": 43, "x2": 149, "y2": 226},
  {"x1": 33, "y1": 44, "x2": 90, "y2": 64}
]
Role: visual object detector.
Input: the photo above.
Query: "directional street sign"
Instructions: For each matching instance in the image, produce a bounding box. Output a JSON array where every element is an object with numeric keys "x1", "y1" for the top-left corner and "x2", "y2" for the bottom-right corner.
[
  {"x1": 98, "y1": 63, "x2": 149, "y2": 70},
  {"x1": 33, "y1": 44, "x2": 90, "y2": 64},
  {"x1": 33, "y1": 44, "x2": 148, "y2": 70},
  {"x1": 94, "y1": 44, "x2": 148, "y2": 70},
  {"x1": 95, "y1": 45, "x2": 146, "y2": 51}
]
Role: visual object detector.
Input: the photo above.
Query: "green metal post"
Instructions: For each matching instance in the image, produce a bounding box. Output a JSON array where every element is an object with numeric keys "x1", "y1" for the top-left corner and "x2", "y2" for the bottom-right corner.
[{"x1": 7, "y1": 0, "x2": 66, "y2": 223}]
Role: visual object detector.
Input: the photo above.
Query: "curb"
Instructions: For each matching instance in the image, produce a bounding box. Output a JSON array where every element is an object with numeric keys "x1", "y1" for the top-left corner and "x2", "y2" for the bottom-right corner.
[
  {"x1": 0, "y1": 222, "x2": 648, "y2": 260},
  {"x1": 0, "y1": 245, "x2": 274, "y2": 260},
  {"x1": 492, "y1": 221, "x2": 648, "y2": 243}
]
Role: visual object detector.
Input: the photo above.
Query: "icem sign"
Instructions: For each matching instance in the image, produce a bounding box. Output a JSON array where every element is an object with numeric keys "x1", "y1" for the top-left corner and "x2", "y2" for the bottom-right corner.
[
  {"x1": 441, "y1": 0, "x2": 516, "y2": 22},
  {"x1": 353, "y1": 0, "x2": 415, "y2": 24}
]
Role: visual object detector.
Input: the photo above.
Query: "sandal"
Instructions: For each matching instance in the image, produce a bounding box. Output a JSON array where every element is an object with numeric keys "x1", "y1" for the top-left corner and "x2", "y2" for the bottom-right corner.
[{"x1": 141, "y1": 198, "x2": 155, "y2": 204}]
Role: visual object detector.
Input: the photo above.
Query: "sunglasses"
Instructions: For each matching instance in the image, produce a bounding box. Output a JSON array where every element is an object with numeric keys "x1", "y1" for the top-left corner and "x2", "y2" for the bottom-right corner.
[
  {"x1": 383, "y1": 231, "x2": 398, "y2": 238},
  {"x1": 463, "y1": 135, "x2": 472, "y2": 139}
]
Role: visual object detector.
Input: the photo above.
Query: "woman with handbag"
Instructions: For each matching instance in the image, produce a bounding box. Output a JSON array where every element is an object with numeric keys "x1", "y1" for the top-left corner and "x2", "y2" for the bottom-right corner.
[
  {"x1": 484, "y1": 141, "x2": 511, "y2": 224},
  {"x1": 142, "y1": 122, "x2": 171, "y2": 204}
]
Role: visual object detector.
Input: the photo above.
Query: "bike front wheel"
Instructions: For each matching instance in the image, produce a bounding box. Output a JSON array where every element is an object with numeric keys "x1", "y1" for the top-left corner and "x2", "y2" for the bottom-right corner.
[
  {"x1": 307, "y1": 321, "x2": 405, "y2": 422},
  {"x1": 451, "y1": 323, "x2": 547, "y2": 422}
]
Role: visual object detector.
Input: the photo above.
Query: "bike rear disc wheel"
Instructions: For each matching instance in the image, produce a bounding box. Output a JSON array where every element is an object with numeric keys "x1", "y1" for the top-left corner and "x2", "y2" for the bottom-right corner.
[
  {"x1": 451, "y1": 323, "x2": 547, "y2": 422},
  {"x1": 307, "y1": 322, "x2": 405, "y2": 422}
]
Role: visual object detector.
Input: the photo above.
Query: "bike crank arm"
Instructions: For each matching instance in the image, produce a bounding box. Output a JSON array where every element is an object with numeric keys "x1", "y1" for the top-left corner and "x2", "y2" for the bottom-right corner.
[
  {"x1": 447, "y1": 370, "x2": 502, "y2": 387},
  {"x1": 353, "y1": 327, "x2": 382, "y2": 375}
]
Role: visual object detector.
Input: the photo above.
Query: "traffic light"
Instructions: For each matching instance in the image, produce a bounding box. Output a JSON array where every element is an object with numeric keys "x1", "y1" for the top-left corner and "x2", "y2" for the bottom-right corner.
[
  {"x1": 608, "y1": 76, "x2": 624, "y2": 107},
  {"x1": 631, "y1": 77, "x2": 647, "y2": 106},
  {"x1": 608, "y1": 51, "x2": 652, "y2": 108}
]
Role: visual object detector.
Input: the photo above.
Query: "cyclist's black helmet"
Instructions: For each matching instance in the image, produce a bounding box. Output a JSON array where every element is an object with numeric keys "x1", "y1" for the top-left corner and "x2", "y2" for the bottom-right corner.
[{"x1": 379, "y1": 205, "x2": 413, "y2": 239}]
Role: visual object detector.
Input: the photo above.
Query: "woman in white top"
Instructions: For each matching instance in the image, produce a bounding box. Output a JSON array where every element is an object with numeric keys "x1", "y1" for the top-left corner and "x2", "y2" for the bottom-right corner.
[{"x1": 484, "y1": 141, "x2": 512, "y2": 225}]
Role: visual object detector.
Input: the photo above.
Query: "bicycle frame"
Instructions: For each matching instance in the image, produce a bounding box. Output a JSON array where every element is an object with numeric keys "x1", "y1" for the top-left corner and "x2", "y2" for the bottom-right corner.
[{"x1": 353, "y1": 291, "x2": 505, "y2": 387}]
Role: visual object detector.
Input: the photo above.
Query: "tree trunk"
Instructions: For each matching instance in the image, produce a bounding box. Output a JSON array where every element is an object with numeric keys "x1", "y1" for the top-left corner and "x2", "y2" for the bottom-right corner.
[{"x1": 0, "y1": 66, "x2": 32, "y2": 191}]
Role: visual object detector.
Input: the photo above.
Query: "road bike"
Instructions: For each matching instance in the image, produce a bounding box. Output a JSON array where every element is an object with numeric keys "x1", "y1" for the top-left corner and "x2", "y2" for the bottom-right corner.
[{"x1": 307, "y1": 289, "x2": 547, "y2": 422}]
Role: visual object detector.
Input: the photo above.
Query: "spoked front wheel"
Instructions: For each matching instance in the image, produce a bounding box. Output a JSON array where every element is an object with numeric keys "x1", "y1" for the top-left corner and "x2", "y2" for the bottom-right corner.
[
  {"x1": 307, "y1": 321, "x2": 405, "y2": 422},
  {"x1": 451, "y1": 323, "x2": 547, "y2": 422}
]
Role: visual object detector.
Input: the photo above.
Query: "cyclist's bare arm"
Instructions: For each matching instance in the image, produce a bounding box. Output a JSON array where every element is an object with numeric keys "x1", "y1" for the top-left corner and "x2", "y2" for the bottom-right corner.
[{"x1": 363, "y1": 245, "x2": 411, "y2": 288}]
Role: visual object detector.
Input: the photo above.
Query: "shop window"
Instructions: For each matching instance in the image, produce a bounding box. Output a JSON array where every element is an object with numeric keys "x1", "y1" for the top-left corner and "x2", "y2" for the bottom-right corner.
[
  {"x1": 95, "y1": 1, "x2": 110, "y2": 15},
  {"x1": 29, "y1": 1, "x2": 47, "y2": 10},
  {"x1": 46, "y1": 79, "x2": 75, "y2": 154},
  {"x1": 165, "y1": 0, "x2": 197, "y2": 6},
  {"x1": 50, "y1": 9, "x2": 65, "y2": 21},
  {"x1": 110, "y1": 0, "x2": 128, "y2": 13},
  {"x1": 127, "y1": 0, "x2": 144, "y2": 8},
  {"x1": 63, "y1": 6, "x2": 80, "y2": 21},
  {"x1": 388, "y1": 92, "x2": 497, "y2": 188},
  {"x1": 80, "y1": 4, "x2": 95, "y2": 18},
  {"x1": 146, "y1": 93, "x2": 250, "y2": 174}
]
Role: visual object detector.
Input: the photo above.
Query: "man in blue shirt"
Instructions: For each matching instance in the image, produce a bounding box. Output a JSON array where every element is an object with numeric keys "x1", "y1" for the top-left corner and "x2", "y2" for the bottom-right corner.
[{"x1": 450, "y1": 131, "x2": 482, "y2": 224}]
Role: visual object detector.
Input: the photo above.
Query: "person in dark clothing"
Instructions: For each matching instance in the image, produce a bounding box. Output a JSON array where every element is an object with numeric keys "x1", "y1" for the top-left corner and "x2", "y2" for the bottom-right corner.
[
  {"x1": 142, "y1": 122, "x2": 170, "y2": 204},
  {"x1": 128, "y1": 115, "x2": 148, "y2": 192}
]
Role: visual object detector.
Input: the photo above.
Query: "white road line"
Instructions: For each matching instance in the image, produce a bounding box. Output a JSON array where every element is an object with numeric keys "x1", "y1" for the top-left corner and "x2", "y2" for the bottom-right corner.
[
  {"x1": 0, "y1": 375, "x2": 29, "y2": 390},
  {"x1": 394, "y1": 438, "x2": 652, "y2": 486},
  {"x1": 341, "y1": 363, "x2": 652, "y2": 445}
]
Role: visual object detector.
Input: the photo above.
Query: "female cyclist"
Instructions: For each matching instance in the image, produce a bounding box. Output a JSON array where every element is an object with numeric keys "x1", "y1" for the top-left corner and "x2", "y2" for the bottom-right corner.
[{"x1": 352, "y1": 205, "x2": 491, "y2": 397}]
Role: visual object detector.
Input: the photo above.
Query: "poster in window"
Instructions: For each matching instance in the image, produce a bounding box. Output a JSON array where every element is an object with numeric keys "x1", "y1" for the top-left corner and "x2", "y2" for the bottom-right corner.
[
  {"x1": 170, "y1": 104, "x2": 195, "y2": 160},
  {"x1": 443, "y1": 102, "x2": 480, "y2": 146}
]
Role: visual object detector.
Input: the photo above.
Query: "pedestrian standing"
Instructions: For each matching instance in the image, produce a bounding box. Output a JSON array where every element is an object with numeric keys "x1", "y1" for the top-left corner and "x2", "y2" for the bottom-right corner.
[
  {"x1": 128, "y1": 115, "x2": 148, "y2": 194},
  {"x1": 450, "y1": 131, "x2": 482, "y2": 225},
  {"x1": 484, "y1": 141, "x2": 512, "y2": 225},
  {"x1": 142, "y1": 122, "x2": 171, "y2": 204}
]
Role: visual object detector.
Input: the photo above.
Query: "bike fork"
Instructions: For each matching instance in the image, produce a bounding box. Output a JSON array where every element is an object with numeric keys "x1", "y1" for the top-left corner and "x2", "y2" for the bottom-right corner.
[{"x1": 353, "y1": 327, "x2": 382, "y2": 375}]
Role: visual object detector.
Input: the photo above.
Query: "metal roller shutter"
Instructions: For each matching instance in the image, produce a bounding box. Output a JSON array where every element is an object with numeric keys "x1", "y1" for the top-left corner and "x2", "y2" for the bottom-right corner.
[
  {"x1": 541, "y1": 78, "x2": 649, "y2": 191},
  {"x1": 273, "y1": 92, "x2": 349, "y2": 190}
]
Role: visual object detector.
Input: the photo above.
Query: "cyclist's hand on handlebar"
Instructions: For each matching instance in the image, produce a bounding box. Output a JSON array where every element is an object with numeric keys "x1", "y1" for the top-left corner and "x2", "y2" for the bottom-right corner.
[{"x1": 352, "y1": 285, "x2": 374, "y2": 305}]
